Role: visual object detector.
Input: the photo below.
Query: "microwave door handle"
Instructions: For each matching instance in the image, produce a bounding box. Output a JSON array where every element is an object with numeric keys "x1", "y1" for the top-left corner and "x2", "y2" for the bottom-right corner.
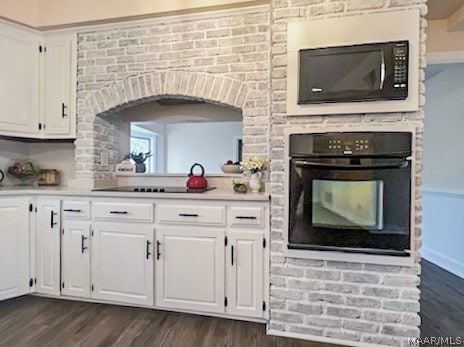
[
  {"x1": 294, "y1": 160, "x2": 408, "y2": 170},
  {"x1": 380, "y1": 53, "x2": 386, "y2": 90}
]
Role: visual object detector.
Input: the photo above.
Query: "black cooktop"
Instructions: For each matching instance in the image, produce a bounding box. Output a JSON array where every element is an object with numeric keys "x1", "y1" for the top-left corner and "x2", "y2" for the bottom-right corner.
[{"x1": 93, "y1": 186, "x2": 215, "y2": 193}]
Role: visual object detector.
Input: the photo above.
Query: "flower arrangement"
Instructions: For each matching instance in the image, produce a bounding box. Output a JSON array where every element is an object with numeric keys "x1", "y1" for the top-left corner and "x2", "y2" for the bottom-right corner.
[{"x1": 240, "y1": 156, "x2": 269, "y2": 174}]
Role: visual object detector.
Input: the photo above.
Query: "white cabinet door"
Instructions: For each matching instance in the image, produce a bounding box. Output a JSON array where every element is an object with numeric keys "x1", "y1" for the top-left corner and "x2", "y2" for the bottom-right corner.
[
  {"x1": 62, "y1": 221, "x2": 90, "y2": 298},
  {"x1": 36, "y1": 199, "x2": 61, "y2": 295},
  {"x1": 42, "y1": 33, "x2": 76, "y2": 138},
  {"x1": 91, "y1": 223, "x2": 154, "y2": 305},
  {"x1": 156, "y1": 228, "x2": 225, "y2": 313},
  {"x1": 0, "y1": 198, "x2": 30, "y2": 301},
  {"x1": 226, "y1": 230, "x2": 263, "y2": 318},
  {"x1": 0, "y1": 23, "x2": 40, "y2": 136}
]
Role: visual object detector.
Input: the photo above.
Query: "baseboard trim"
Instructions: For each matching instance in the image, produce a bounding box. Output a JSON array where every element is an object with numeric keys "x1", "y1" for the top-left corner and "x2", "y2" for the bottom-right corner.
[
  {"x1": 422, "y1": 246, "x2": 464, "y2": 279},
  {"x1": 31, "y1": 293, "x2": 267, "y2": 324},
  {"x1": 266, "y1": 329, "x2": 392, "y2": 347}
]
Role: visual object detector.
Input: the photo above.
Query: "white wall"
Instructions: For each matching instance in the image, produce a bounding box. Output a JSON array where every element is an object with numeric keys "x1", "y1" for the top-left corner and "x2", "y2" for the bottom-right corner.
[
  {"x1": 166, "y1": 121, "x2": 242, "y2": 174},
  {"x1": 422, "y1": 63, "x2": 464, "y2": 278},
  {"x1": 423, "y1": 64, "x2": 464, "y2": 191},
  {"x1": 28, "y1": 142, "x2": 75, "y2": 186},
  {"x1": 0, "y1": 139, "x2": 75, "y2": 187}
]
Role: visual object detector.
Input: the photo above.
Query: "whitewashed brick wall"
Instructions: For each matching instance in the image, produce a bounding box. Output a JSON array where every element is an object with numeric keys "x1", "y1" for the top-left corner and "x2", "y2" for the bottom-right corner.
[
  {"x1": 74, "y1": 6, "x2": 271, "y2": 187},
  {"x1": 269, "y1": 0, "x2": 427, "y2": 346},
  {"x1": 74, "y1": 1, "x2": 426, "y2": 346}
]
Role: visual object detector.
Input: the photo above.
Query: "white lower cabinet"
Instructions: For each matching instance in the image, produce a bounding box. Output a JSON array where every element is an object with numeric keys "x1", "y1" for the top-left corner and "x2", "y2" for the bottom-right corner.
[
  {"x1": 62, "y1": 221, "x2": 91, "y2": 298},
  {"x1": 155, "y1": 228, "x2": 225, "y2": 313},
  {"x1": 0, "y1": 198, "x2": 31, "y2": 301},
  {"x1": 91, "y1": 223, "x2": 154, "y2": 306},
  {"x1": 36, "y1": 198, "x2": 61, "y2": 296},
  {"x1": 226, "y1": 230, "x2": 264, "y2": 318}
]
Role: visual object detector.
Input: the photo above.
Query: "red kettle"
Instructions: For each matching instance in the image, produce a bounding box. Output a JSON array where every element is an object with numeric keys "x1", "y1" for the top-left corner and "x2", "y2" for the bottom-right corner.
[{"x1": 187, "y1": 163, "x2": 208, "y2": 189}]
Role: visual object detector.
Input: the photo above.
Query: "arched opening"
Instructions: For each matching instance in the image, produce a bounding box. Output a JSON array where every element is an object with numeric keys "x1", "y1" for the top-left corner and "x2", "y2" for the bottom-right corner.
[
  {"x1": 120, "y1": 97, "x2": 243, "y2": 174},
  {"x1": 74, "y1": 71, "x2": 268, "y2": 187}
]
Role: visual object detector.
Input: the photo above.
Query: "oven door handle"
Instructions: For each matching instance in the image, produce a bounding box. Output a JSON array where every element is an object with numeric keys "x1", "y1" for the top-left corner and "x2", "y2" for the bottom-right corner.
[{"x1": 294, "y1": 160, "x2": 409, "y2": 170}]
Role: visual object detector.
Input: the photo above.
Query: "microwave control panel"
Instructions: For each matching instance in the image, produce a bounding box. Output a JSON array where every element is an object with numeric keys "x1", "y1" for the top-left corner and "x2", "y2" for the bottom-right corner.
[{"x1": 393, "y1": 42, "x2": 408, "y2": 89}]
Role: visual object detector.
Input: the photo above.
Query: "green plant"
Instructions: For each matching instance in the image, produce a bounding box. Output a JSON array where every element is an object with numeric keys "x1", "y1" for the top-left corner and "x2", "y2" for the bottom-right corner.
[{"x1": 130, "y1": 151, "x2": 152, "y2": 164}]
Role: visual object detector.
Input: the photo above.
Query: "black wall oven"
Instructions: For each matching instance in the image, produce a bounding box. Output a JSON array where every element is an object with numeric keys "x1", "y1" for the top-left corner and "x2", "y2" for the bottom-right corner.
[
  {"x1": 288, "y1": 132, "x2": 412, "y2": 256},
  {"x1": 298, "y1": 41, "x2": 409, "y2": 104}
]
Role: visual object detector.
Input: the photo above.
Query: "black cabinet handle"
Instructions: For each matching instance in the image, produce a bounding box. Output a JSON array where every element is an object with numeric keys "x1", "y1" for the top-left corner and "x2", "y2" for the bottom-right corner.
[
  {"x1": 64, "y1": 209, "x2": 82, "y2": 213},
  {"x1": 50, "y1": 211, "x2": 58, "y2": 228},
  {"x1": 110, "y1": 211, "x2": 128, "y2": 214},
  {"x1": 231, "y1": 245, "x2": 234, "y2": 266},
  {"x1": 81, "y1": 235, "x2": 88, "y2": 254},
  {"x1": 179, "y1": 213, "x2": 199, "y2": 217},
  {"x1": 156, "y1": 241, "x2": 161, "y2": 260},
  {"x1": 146, "y1": 240, "x2": 152, "y2": 259},
  {"x1": 236, "y1": 216, "x2": 257, "y2": 220},
  {"x1": 62, "y1": 103, "x2": 68, "y2": 118}
]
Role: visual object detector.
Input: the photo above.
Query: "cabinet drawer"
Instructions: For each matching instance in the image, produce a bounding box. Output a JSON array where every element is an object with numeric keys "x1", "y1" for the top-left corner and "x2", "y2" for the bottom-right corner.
[
  {"x1": 62, "y1": 201, "x2": 90, "y2": 219},
  {"x1": 229, "y1": 207, "x2": 264, "y2": 228},
  {"x1": 156, "y1": 205, "x2": 225, "y2": 226},
  {"x1": 93, "y1": 202, "x2": 153, "y2": 222}
]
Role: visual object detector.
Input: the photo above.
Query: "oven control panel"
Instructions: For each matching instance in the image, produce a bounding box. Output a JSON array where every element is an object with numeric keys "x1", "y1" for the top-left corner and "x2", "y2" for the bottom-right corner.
[
  {"x1": 318, "y1": 137, "x2": 371, "y2": 155},
  {"x1": 289, "y1": 132, "x2": 412, "y2": 157},
  {"x1": 327, "y1": 139, "x2": 370, "y2": 153}
]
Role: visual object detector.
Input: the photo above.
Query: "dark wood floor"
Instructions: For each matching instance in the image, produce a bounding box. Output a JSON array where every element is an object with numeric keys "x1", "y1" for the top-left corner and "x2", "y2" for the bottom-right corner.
[
  {"x1": 0, "y1": 260, "x2": 462, "y2": 346},
  {"x1": 419, "y1": 260, "x2": 464, "y2": 337},
  {"x1": 0, "y1": 296, "x2": 330, "y2": 347}
]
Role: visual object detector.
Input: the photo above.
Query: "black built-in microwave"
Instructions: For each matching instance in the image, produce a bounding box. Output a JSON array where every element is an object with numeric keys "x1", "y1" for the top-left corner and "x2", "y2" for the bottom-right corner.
[{"x1": 298, "y1": 41, "x2": 409, "y2": 104}]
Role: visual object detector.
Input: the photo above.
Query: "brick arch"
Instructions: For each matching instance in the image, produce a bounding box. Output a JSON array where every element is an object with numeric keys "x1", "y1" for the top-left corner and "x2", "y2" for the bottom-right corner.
[{"x1": 85, "y1": 70, "x2": 251, "y2": 116}]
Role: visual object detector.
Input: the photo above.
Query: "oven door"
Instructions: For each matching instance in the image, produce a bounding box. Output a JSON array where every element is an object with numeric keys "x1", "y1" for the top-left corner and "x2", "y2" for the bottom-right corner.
[{"x1": 288, "y1": 157, "x2": 411, "y2": 255}]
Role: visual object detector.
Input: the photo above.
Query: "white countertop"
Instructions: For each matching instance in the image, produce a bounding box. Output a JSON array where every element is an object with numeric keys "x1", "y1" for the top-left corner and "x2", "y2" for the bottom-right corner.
[{"x1": 0, "y1": 186, "x2": 270, "y2": 202}]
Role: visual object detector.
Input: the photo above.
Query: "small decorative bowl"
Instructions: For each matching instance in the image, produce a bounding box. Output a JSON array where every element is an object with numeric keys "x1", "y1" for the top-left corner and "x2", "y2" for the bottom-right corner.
[
  {"x1": 221, "y1": 164, "x2": 242, "y2": 174},
  {"x1": 233, "y1": 184, "x2": 248, "y2": 194}
]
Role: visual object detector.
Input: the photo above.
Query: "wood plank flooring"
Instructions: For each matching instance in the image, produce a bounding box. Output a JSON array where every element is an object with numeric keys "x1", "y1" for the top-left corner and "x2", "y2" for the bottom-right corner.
[
  {"x1": 0, "y1": 260, "x2": 462, "y2": 346},
  {"x1": 419, "y1": 260, "x2": 464, "y2": 337},
  {"x1": 0, "y1": 296, "x2": 329, "y2": 347}
]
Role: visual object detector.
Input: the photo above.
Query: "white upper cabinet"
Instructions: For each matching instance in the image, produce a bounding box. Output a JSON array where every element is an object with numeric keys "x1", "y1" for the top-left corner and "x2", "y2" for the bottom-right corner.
[
  {"x1": 0, "y1": 19, "x2": 77, "y2": 139},
  {"x1": 0, "y1": 22, "x2": 41, "y2": 136},
  {"x1": 42, "y1": 33, "x2": 77, "y2": 138},
  {"x1": 36, "y1": 198, "x2": 61, "y2": 296},
  {"x1": 0, "y1": 198, "x2": 31, "y2": 301}
]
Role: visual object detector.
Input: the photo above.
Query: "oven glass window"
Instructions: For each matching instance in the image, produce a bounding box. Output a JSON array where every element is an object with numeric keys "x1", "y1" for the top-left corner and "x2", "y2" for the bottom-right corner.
[
  {"x1": 312, "y1": 180, "x2": 384, "y2": 230},
  {"x1": 305, "y1": 50, "x2": 383, "y2": 93}
]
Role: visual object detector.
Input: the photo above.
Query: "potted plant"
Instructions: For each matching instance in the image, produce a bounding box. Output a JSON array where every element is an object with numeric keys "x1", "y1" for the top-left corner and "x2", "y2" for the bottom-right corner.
[{"x1": 130, "y1": 152, "x2": 152, "y2": 173}]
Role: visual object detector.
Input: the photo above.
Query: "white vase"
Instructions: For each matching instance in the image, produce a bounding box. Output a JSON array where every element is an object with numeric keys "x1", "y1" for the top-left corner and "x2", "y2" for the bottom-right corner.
[{"x1": 249, "y1": 172, "x2": 262, "y2": 193}]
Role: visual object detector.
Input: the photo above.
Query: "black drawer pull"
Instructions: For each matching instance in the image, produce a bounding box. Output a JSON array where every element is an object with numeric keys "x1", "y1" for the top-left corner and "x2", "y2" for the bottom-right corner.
[
  {"x1": 110, "y1": 211, "x2": 129, "y2": 214},
  {"x1": 231, "y1": 245, "x2": 234, "y2": 266},
  {"x1": 179, "y1": 213, "x2": 199, "y2": 217},
  {"x1": 62, "y1": 103, "x2": 68, "y2": 118},
  {"x1": 236, "y1": 216, "x2": 257, "y2": 220},
  {"x1": 156, "y1": 241, "x2": 161, "y2": 260},
  {"x1": 50, "y1": 211, "x2": 58, "y2": 228},
  {"x1": 64, "y1": 209, "x2": 82, "y2": 213},
  {"x1": 146, "y1": 240, "x2": 152, "y2": 259},
  {"x1": 81, "y1": 235, "x2": 88, "y2": 254}
]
